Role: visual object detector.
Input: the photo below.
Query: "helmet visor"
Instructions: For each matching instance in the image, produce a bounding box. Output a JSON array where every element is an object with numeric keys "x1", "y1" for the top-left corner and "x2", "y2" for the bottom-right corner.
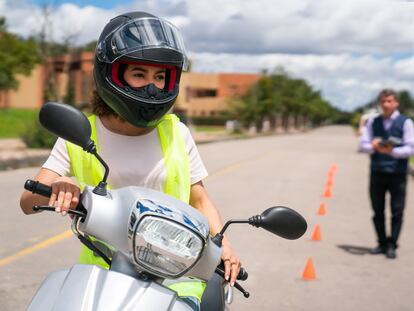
[{"x1": 97, "y1": 17, "x2": 189, "y2": 70}]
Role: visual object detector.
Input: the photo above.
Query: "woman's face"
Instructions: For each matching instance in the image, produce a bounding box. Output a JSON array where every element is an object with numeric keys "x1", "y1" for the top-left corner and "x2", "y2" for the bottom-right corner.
[{"x1": 123, "y1": 64, "x2": 166, "y2": 89}]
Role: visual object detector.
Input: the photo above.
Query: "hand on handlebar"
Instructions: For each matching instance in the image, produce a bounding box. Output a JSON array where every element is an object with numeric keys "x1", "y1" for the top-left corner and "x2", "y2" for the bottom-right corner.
[
  {"x1": 48, "y1": 176, "x2": 80, "y2": 216},
  {"x1": 221, "y1": 243, "x2": 241, "y2": 287}
]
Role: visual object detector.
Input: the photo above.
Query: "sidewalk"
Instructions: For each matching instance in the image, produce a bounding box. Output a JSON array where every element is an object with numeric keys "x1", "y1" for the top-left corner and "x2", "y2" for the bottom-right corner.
[{"x1": 0, "y1": 139, "x2": 50, "y2": 171}]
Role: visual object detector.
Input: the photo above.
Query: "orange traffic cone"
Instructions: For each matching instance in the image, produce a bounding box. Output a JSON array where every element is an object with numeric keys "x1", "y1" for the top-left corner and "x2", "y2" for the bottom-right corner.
[
  {"x1": 311, "y1": 224, "x2": 322, "y2": 241},
  {"x1": 323, "y1": 187, "x2": 332, "y2": 198},
  {"x1": 317, "y1": 203, "x2": 326, "y2": 215},
  {"x1": 326, "y1": 176, "x2": 334, "y2": 187},
  {"x1": 302, "y1": 257, "x2": 317, "y2": 281}
]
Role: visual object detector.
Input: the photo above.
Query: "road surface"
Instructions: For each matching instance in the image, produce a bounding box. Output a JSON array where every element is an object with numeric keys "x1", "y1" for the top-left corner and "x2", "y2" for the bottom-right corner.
[{"x1": 1, "y1": 125, "x2": 413, "y2": 310}]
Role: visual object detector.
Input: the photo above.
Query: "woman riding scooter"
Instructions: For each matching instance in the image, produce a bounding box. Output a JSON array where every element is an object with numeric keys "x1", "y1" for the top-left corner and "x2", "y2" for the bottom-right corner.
[{"x1": 20, "y1": 11, "x2": 241, "y2": 310}]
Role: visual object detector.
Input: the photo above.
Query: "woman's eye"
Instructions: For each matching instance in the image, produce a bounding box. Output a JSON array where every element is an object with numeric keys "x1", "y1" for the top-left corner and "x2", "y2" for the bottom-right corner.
[
  {"x1": 133, "y1": 73, "x2": 145, "y2": 78},
  {"x1": 155, "y1": 75, "x2": 165, "y2": 81}
]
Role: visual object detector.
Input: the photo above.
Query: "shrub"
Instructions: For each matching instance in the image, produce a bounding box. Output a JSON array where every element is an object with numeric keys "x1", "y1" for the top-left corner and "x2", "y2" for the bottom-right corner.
[
  {"x1": 189, "y1": 116, "x2": 228, "y2": 126},
  {"x1": 0, "y1": 108, "x2": 38, "y2": 138},
  {"x1": 21, "y1": 120, "x2": 57, "y2": 149}
]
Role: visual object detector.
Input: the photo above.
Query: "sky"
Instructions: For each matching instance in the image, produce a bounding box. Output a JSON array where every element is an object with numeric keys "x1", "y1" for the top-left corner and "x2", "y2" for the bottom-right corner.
[{"x1": 1, "y1": 0, "x2": 413, "y2": 111}]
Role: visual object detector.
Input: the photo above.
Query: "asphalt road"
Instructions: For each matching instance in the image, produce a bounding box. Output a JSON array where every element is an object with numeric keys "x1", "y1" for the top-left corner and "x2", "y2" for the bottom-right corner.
[{"x1": 1, "y1": 125, "x2": 413, "y2": 311}]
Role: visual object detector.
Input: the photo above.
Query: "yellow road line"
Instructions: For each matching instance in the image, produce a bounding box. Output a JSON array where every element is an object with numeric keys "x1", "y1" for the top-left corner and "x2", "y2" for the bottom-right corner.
[{"x1": 0, "y1": 230, "x2": 73, "y2": 267}]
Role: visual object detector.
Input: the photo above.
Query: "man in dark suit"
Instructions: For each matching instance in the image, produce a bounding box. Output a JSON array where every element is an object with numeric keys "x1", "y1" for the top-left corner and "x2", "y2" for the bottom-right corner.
[{"x1": 359, "y1": 89, "x2": 414, "y2": 259}]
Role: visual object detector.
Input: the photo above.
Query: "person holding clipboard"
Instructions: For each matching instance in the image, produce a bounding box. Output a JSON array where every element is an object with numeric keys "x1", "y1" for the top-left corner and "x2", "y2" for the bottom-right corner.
[{"x1": 359, "y1": 89, "x2": 414, "y2": 259}]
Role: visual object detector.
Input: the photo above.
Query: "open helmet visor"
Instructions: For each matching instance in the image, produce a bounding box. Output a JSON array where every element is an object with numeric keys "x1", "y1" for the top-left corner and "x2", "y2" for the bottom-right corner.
[{"x1": 96, "y1": 17, "x2": 189, "y2": 70}]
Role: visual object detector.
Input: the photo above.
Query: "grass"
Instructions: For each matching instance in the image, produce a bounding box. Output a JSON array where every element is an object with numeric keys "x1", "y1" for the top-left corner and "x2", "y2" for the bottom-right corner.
[
  {"x1": 193, "y1": 126, "x2": 226, "y2": 132},
  {"x1": 0, "y1": 108, "x2": 39, "y2": 138}
]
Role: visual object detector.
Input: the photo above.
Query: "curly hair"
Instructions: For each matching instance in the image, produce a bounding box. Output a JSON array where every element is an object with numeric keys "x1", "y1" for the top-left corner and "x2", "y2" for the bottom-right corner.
[{"x1": 90, "y1": 90, "x2": 118, "y2": 117}]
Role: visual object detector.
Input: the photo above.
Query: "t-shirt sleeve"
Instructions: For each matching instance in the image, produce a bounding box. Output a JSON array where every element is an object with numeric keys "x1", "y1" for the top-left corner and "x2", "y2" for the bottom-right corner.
[
  {"x1": 178, "y1": 122, "x2": 208, "y2": 185},
  {"x1": 42, "y1": 137, "x2": 72, "y2": 177}
]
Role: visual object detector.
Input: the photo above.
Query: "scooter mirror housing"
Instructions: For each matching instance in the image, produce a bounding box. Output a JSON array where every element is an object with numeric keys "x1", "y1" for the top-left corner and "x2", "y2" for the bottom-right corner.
[
  {"x1": 39, "y1": 102, "x2": 109, "y2": 196},
  {"x1": 251, "y1": 206, "x2": 307, "y2": 240},
  {"x1": 212, "y1": 206, "x2": 307, "y2": 247},
  {"x1": 39, "y1": 102, "x2": 95, "y2": 152}
]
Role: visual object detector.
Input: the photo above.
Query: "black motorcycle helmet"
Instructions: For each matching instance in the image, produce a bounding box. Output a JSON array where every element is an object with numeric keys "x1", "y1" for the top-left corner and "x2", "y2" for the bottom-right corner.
[{"x1": 93, "y1": 11, "x2": 189, "y2": 128}]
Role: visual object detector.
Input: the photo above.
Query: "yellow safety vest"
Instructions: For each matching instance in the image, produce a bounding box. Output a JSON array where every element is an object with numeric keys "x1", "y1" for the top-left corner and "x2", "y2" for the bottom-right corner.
[{"x1": 66, "y1": 114, "x2": 205, "y2": 301}]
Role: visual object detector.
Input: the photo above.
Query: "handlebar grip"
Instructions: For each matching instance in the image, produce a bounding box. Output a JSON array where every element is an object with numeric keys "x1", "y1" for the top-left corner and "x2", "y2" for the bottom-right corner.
[
  {"x1": 237, "y1": 267, "x2": 248, "y2": 281},
  {"x1": 218, "y1": 260, "x2": 248, "y2": 281},
  {"x1": 24, "y1": 179, "x2": 52, "y2": 198}
]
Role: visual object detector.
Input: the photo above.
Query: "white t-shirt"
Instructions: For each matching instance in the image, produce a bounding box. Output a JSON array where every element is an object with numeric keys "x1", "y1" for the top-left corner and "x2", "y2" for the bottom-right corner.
[{"x1": 43, "y1": 117, "x2": 208, "y2": 191}]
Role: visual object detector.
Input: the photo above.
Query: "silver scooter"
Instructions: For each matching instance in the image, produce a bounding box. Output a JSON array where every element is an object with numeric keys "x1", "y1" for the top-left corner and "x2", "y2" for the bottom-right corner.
[{"x1": 23, "y1": 102, "x2": 308, "y2": 311}]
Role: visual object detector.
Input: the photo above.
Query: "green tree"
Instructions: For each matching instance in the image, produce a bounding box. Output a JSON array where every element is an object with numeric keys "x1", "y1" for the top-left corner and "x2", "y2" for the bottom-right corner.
[
  {"x1": 81, "y1": 40, "x2": 97, "y2": 52},
  {"x1": 0, "y1": 17, "x2": 41, "y2": 91},
  {"x1": 397, "y1": 90, "x2": 414, "y2": 115},
  {"x1": 233, "y1": 68, "x2": 339, "y2": 130}
]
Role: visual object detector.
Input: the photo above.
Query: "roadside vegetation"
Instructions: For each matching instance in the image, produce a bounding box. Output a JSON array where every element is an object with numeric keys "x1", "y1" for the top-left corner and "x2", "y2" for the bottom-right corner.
[
  {"x1": 0, "y1": 109, "x2": 38, "y2": 138},
  {"x1": 193, "y1": 126, "x2": 225, "y2": 132},
  {"x1": 227, "y1": 68, "x2": 349, "y2": 132},
  {"x1": 0, "y1": 17, "x2": 40, "y2": 93},
  {"x1": 0, "y1": 108, "x2": 57, "y2": 148}
]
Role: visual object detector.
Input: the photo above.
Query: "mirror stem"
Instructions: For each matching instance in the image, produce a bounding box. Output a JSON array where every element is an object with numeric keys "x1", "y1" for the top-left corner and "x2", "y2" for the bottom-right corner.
[
  {"x1": 87, "y1": 147, "x2": 110, "y2": 196},
  {"x1": 248, "y1": 215, "x2": 263, "y2": 228},
  {"x1": 93, "y1": 151, "x2": 109, "y2": 184},
  {"x1": 212, "y1": 219, "x2": 249, "y2": 247},
  {"x1": 219, "y1": 219, "x2": 250, "y2": 236}
]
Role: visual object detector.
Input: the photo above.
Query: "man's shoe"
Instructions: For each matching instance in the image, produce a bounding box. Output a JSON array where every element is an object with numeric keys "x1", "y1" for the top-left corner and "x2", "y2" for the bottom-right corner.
[
  {"x1": 370, "y1": 246, "x2": 386, "y2": 255},
  {"x1": 386, "y1": 245, "x2": 397, "y2": 259}
]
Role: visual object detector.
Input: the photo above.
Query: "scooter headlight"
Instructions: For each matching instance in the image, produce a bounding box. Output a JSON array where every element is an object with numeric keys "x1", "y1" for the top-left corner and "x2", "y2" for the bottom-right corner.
[{"x1": 133, "y1": 216, "x2": 204, "y2": 278}]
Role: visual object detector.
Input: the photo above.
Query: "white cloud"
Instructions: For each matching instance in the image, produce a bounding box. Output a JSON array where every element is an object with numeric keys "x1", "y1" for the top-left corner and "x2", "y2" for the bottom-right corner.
[
  {"x1": 1, "y1": 0, "x2": 413, "y2": 110},
  {"x1": 2, "y1": 2, "x2": 115, "y2": 45},
  {"x1": 181, "y1": 0, "x2": 414, "y2": 55}
]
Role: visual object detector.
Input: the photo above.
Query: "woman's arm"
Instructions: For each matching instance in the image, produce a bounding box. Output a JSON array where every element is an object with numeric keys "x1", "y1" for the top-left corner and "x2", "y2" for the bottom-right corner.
[
  {"x1": 20, "y1": 168, "x2": 80, "y2": 215},
  {"x1": 190, "y1": 180, "x2": 241, "y2": 286}
]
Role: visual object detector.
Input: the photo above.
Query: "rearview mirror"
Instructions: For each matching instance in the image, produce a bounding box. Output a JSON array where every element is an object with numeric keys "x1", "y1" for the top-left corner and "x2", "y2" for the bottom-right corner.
[
  {"x1": 252, "y1": 206, "x2": 307, "y2": 240},
  {"x1": 39, "y1": 102, "x2": 110, "y2": 195},
  {"x1": 213, "y1": 206, "x2": 308, "y2": 247}
]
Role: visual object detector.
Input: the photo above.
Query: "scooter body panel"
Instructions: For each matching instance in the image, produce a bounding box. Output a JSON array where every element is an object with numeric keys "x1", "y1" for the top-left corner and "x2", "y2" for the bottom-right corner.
[{"x1": 28, "y1": 264, "x2": 192, "y2": 311}]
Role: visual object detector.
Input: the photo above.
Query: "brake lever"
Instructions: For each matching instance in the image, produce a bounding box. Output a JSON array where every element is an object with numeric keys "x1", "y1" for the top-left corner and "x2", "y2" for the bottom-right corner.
[
  {"x1": 33, "y1": 205, "x2": 87, "y2": 218},
  {"x1": 214, "y1": 267, "x2": 250, "y2": 298},
  {"x1": 225, "y1": 284, "x2": 234, "y2": 304}
]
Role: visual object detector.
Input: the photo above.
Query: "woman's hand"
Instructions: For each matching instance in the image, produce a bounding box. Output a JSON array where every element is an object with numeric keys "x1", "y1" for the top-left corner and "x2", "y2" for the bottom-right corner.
[
  {"x1": 221, "y1": 243, "x2": 241, "y2": 287},
  {"x1": 48, "y1": 176, "x2": 80, "y2": 216}
]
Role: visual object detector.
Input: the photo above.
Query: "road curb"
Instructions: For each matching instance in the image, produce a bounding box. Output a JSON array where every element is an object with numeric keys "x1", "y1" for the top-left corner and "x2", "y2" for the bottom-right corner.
[{"x1": 0, "y1": 149, "x2": 50, "y2": 171}]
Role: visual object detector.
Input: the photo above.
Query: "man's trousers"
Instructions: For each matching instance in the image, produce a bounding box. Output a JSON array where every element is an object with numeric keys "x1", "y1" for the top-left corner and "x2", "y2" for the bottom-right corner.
[{"x1": 369, "y1": 171, "x2": 407, "y2": 248}]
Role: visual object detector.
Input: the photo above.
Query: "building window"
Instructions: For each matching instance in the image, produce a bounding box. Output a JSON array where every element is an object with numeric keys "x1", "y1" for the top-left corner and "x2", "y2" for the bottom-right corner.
[
  {"x1": 53, "y1": 61, "x2": 65, "y2": 73},
  {"x1": 70, "y1": 61, "x2": 81, "y2": 71},
  {"x1": 191, "y1": 88, "x2": 217, "y2": 98}
]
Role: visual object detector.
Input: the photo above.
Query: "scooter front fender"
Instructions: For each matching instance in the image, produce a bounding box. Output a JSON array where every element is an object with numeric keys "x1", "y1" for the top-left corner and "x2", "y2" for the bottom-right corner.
[{"x1": 28, "y1": 264, "x2": 192, "y2": 311}]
